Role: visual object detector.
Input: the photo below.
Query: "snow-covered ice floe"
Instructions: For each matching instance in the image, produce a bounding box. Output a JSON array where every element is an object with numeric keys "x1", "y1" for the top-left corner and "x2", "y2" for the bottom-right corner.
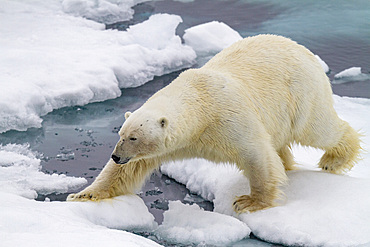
[
  {"x1": 62, "y1": 0, "x2": 149, "y2": 24},
  {"x1": 2, "y1": 98, "x2": 369, "y2": 247},
  {"x1": 332, "y1": 67, "x2": 370, "y2": 84},
  {"x1": 184, "y1": 21, "x2": 243, "y2": 55},
  {"x1": 0, "y1": 143, "x2": 159, "y2": 246},
  {"x1": 314, "y1": 54, "x2": 330, "y2": 73},
  {"x1": 0, "y1": 143, "x2": 87, "y2": 199},
  {"x1": 335, "y1": 67, "x2": 363, "y2": 79},
  {"x1": 156, "y1": 201, "x2": 251, "y2": 245},
  {"x1": 0, "y1": 192, "x2": 159, "y2": 247},
  {"x1": 0, "y1": 0, "x2": 196, "y2": 133},
  {"x1": 2, "y1": 1, "x2": 370, "y2": 246},
  {"x1": 161, "y1": 95, "x2": 370, "y2": 246}
]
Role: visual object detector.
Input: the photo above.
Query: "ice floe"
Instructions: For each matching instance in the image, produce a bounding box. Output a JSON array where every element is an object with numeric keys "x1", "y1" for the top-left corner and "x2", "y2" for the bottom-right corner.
[
  {"x1": 62, "y1": 0, "x2": 149, "y2": 24},
  {"x1": 156, "y1": 201, "x2": 251, "y2": 245},
  {"x1": 1, "y1": 1, "x2": 370, "y2": 246},
  {"x1": 315, "y1": 54, "x2": 330, "y2": 73},
  {"x1": 0, "y1": 143, "x2": 86, "y2": 199},
  {"x1": 0, "y1": 143, "x2": 159, "y2": 246},
  {"x1": 161, "y1": 95, "x2": 370, "y2": 246},
  {"x1": 0, "y1": 192, "x2": 159, "y2": 247},
  {"x1": 332, "y1": 67, "x2": 370, "y2": 84},
  {"x1": 0, "y1": 0, "x2": 196, "y2": 133},
  {"x1": 184, "y1": 21, "x2": 243, "y2": 55},
  {"x1": 335, "y1": 67, "x2": 362, "y2": 79}
]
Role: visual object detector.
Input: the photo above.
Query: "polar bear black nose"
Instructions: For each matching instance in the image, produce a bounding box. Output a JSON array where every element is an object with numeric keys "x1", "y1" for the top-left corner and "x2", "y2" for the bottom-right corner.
[{"x1": 111, "y1": 154, "x2": 120, "y2": 164}]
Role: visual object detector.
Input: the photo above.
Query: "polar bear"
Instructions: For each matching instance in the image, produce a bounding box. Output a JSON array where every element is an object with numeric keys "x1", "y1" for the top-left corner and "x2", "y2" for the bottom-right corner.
[{"x1": 68, "y1": 34, "x2": 361, "y2": 213}]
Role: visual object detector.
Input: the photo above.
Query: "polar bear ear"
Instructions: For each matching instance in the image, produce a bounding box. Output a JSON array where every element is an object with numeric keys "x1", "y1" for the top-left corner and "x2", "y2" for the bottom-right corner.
[
  {"x1": 159, "y1": 117, "x2": 168, "y2": 128},
  {"x1": 124, "y1": 111, "x2": 132, "y2": 120}
]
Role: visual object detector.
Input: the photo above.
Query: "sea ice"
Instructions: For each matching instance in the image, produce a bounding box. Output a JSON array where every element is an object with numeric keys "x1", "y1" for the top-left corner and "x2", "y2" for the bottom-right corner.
[
  {"x1": 240, "y1": 171, "x2": 370, "y2": 246},
  {"x1": 161, "y1": 95, "x2": 370, "y2": 246},
  {"x1": 3, "y1": 95, "x2": 369, "y2": 247},
  {"x1": 0, "y1": 192, "x2": 159, "y2": 247},
  {"x1": 183, "y1": 21, "x2": 243, "y2": 55},
  {"x1": 2, "y1": 2, "x2": 370, "y2": 246},
  {"x1": 314, "y1": 54, "x2": 330, "y2": 73},
  {"x1": 0, "y1": 0, "x2": 196, "y2": 133},
  {"x1": 156, "y1": 201, "x2": 251, "y2": 245},
  {"x1": 332, "y1": 67, "x2": 370, "y2": 84},
  {"x1": 161, "y1": 160, "x2": 249, "y2": 216},
  {"x1": 334, "y1": 67, "x2": 362, "y2": 79},
  {"x1": 62, "y1": 0, "x2": 149, "y2": 24},
  {"x1": 71, "y1": 195, "x2": 158, "y2": 231},
  {"x1": 0, "y1": 143, "x2": 158, "y2": 246},
  {"x1": 0, "y1": 143, "x2": 86, "y2": 199}
]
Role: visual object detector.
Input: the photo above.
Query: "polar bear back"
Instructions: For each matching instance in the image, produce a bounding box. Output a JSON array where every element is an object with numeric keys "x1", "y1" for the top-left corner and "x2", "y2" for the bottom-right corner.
[
  {"x1": 201, "y1": 34, "x2": 335, "y2": 149},
  {"x1": 204, "y1": 34, "x2": 329, "y2": 95}
]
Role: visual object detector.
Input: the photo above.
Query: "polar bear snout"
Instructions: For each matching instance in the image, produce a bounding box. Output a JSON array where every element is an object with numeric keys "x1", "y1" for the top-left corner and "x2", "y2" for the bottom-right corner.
[
  {"x1": 111, "y1": 154, "x2": 120, "y2": 163},
  {"x1": 111, "y1": 154, "x2": 131, "y2": 165}
]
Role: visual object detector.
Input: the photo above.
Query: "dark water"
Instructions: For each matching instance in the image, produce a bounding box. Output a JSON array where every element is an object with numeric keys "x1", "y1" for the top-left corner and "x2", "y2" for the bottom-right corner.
[
  {"x1": 111, "y1": 0, "x2": 370, "y2": 97},
  {"x1": 1, "y1": 0, "x2": 369, "y2": 246},
  {"x1": 150, "y1": 0, "x2": 370, "y2": 98}
]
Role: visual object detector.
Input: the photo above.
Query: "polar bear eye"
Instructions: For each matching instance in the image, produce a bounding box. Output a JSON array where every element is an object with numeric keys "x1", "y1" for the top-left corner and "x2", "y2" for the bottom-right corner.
[{"x1": 129, "y1": 137, "x2": 137, "y2": 141}]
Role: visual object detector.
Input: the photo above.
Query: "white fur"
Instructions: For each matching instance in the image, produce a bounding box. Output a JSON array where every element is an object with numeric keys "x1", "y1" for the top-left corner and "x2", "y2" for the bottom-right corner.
[{"x1": 68, "y1": 35, "x2": 361, "y2": 213}]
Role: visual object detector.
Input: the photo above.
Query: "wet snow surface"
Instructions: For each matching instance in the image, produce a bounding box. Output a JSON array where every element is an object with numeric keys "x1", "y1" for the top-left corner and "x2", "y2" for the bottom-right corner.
[{"x1": 1, "y1": 0, "x2": 370, "y2": 246}]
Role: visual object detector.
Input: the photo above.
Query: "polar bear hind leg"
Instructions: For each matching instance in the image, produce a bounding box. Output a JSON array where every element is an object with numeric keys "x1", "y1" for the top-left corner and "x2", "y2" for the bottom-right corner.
[
  {"x1": 318, "y1": 121, "x2": 361, "y2": 174},
  {"x1": 278, "y1": 145, "x2": 296, "y2": 171},
  {"x1": 298, "y1": 102, "x2": 361, "y2": 175}
]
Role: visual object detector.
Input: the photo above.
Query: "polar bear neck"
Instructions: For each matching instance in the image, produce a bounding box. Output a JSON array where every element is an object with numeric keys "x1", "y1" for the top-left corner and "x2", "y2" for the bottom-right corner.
[{"x1": 143, "y1": 69, "x2": 218, "y2": 149}]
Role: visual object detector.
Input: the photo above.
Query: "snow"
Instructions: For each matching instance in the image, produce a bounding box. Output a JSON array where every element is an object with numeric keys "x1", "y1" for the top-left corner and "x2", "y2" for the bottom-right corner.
[
  {"x1": 0, "y1": 192, "x2": 159, "y2": 247},
  {"x1": 3, "y1": 98, "x2": 369, "y2": 247},
  {"x1": 2, "y1": 1, "x2": 370, "y2": 245},
  {"x1": 0, "y1": 0, "x2": 196, "y2": 133},
  {"x1": 156, "y1": 201, "x2": 251, "y2": 245},
  {"x1": 315, "y1": 54, "x2": 330, "y2": 73},
  {"x1": 0, "y1": 143, "x2": 87, "y2": 199},
  {"x1": 162, "y1": 161, "x2": 248, "y2": 215},
  {"x1": 240, "y1": 171, "x2": 370, "y2": 246},
  {"x1": 183, "y1": 21, "x2": 243, "y2": 55},
  {"x1": 161, "y1": 95, "x2": 370, "y2": 246},
  {"x1": 0, "y1": 144, "x2": 159, "y2": 246},
  {"x1": 335, "y1": 67, "x2": 362, "y2": 78},
  {"x1": 332, "y1": 67, "x2": 370, "y2": 84},
  {"x1": 70, "y1": 195, "x2": 157, "y2": 231},
  {"x1": 62, "y1": 0, "x2": 149, "y2": 24}
]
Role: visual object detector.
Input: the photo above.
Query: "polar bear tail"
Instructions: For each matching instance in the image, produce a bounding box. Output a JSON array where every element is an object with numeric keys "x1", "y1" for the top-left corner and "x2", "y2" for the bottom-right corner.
[{"x1": 318, "y1": 121, "x2": 362, "y2": 174}]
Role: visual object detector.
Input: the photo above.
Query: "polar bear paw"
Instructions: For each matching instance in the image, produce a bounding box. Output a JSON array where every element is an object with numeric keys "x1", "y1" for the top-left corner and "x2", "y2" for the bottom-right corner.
[
  {"x1": 233, "y1": 195, "x2": 272, "y2": 214},
  {"x1": 67, "y1": 189, "x2": 111, "y2": 202}
]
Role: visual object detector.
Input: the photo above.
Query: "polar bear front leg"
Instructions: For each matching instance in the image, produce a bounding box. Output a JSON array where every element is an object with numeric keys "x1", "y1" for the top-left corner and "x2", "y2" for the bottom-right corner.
[
  {"x1": 233, "y1": 142, "x2": 288, "y2": 213},
  {"x1": 67, "y1": 159, "x2": 157, "y2": 201},
  {"x1": 67, "y1": 159, "x2": 126, "y2": 201}
]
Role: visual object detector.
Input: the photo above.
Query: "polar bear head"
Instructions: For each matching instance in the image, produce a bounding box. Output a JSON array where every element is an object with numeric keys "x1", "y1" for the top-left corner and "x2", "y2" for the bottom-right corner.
[{"x1": 111, "y1": 110, "x2": 169, "y2": 164}]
